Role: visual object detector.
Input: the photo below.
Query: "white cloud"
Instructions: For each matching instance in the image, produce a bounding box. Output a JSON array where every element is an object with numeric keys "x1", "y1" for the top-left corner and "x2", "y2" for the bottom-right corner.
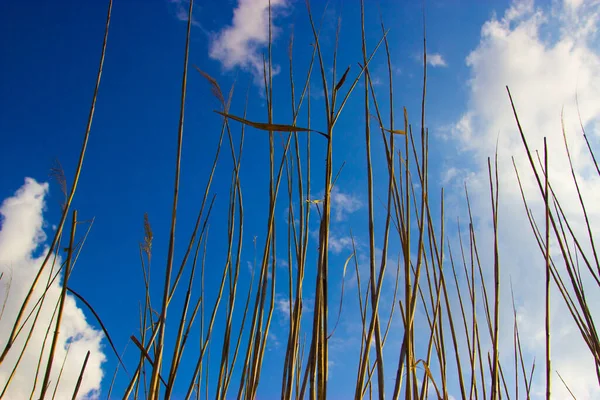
[
  {"x1": 306, "y1": 188, "x2": 361, "y2": 255},
  {"x1": 427, "y1": 52, "x2": 448, "y2": 67},
  {"x1": 267, "y1": 332, "x2": 280, "y2": 350},
  {"x1": 331, "y1": 188, "x2": 362, "y2": 222},
  {"x1": 276, "y1": 257, "x2": 289, "y2": 269},
  {"x1": 274, "y1": 293, "x2": 312, "y2": 322},
  {"x1": 209, "y1": 0, "x2": 289, "y2": 84},
  {"x1": 170, "y1": 0, "x2": 190, "y2": 22},
  {"x1": 447, "y1": 0, "x2": 600, "y2": 398},
  {"x1": 0, "y1": 178, "x2": 105, "y2": 399},
  {"x1": 414, "y1": 52, "x2": 448, "y2": 67},
  {"x1": 504, "y1": 0, "x2": 534, "y2": 21},
  {"x1": 441, "y1": 167, "x2": 460, "y2": 186},
  {"x1": 564, "y1": 0, "x2": 586, "y2": 12},
  {"x1": 169, "y1": 0, "x2": 201, "y2": 26},
  {"x1": 371, "y1": 75, "x2": 384, "y2": 86},
  {"x1": 328, "y1": 234, "x2": 354, "y2": 255},
  {"x1": 275, "y1": 295, "x2": 291, "y2": 319}
]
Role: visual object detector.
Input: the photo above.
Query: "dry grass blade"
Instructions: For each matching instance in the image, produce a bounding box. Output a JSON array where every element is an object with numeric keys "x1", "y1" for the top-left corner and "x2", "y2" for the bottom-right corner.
[
  {"x1": 544, "y1": 137, "x2": 552, "y2": 400},
  {"x1": 66, "y1": 286, "x2": 128, "y2": 375},
  {"x1": 106, "y1": 342, "x2": 128, "y2": 399},
  {"x1": 383, "y1": 127, "x2": 406, "y2": 135},
  {"x1": 166, "y1": 197, "x2": 216, "y2": 397},
  {"x1": 0, "y1": 272, "x2": 11, "y2": 322},
  {"x1": 334, "y1": 66, "x2": 350, "y2": 93},
  {"x1": 305, "y1": 0, "x2": 332, "y2": 124},
  {"x1": 412, "y1": 359, "x2": 443, "y2": 399},
  {"x1": 327, "y1": 253, "x2": 354, "y2": 339},
  {"x1": 130, "y1": 335, "x2": 168, "y2": 388},
  {"x1": 71, "y1": 351, "x2": 90, "y2": 400},
  {"x1": 510, "y1": 280, "x2": 529, "y2": 398},
  {"x1": 557, "y1": 370, "x2": 577, "y2": 400},
  {"x1": 576, "y1": 92, "x2": 600, "y2": 177},
  {"x1": 2, "y1": 253, "x2": 62, "y2": 398},
  {"x1": 434, "y1": 245, "x2": 467, "y2": 400},
  {"x1": 215, "y1": 111, "x2": 328, "y2": 138},
  {"x1": 51, "y1": 343, "x2": 71, "y2": 400},
  {"x1": 332, "y1": 28, "x2": 389, "y2": 126},
  {"x1": 39, "y1": 210, "x2": 77, "y2": 399},
  {"x1": 29, "y1": 294, "x2": 61, "y2": 399},
  {"x1": 559, "y1": 111, "x2": 600, "y2": 275},
  {"x1": 487, "y1": 154, "x2": 501, "y2": 400}
]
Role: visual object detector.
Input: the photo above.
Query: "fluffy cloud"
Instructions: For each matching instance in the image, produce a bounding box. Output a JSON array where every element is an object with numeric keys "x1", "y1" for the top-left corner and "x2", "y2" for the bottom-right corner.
[
  {"x1": 309, "y1": 230, "x2": 354, "y2": 255},
  {"x1": 328, "y1": 233, "x2": 354, "y2": 255},
  {"x1": 209, "y1": 0, "x2": 289, "y2": 84},
  {"x1": 415, "y1": 52, "x2": 448, "y2": 67},
  {"x1": 445, "y1": 0, "x2": 600, "y2": 398},
  {"x1": 331, "y1": 188, "x2": 363, "y2": 222},
  {"x1": 0, "y1": 178, "x2": 105, "y2": 399},
  {"x1": 274, "y1": 293, "x2": 313, "y2": 327},
  {"x1": 427, "y1": 52, "x2": 448, "y2": 67},
  {"x1": 307, "y1": 188, "x2": 363, "y2": 222},
  {"x1": 275, "y1": 295, "x2": 291, "y2": 319}
]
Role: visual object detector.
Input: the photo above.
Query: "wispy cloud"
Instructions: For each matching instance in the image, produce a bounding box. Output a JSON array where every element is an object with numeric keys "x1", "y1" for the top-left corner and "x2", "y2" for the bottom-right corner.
[
  {"x1": 331, "y1": 188, "x2": 362, "y2": 222},
  {"x1": 307, "y1": 187, "x2": 360, "y2": 255},
  {"x1": 169, "y1": 0, "x2": 201, "y2": 26},
  {"x1": 310, "y1": 229, "x2": 354, "y2": 255},
  {"x1": 276, "y1": 296, "x2": 291, "y2": 319},
  {"x1": 328, "y1": 233, "x2": 354, "y2": 254},
  {"x1": 371, "y1": 75, "x2": 384, "y2": 86},
  {"x1": 267, "y1": 332, "x2": 281, "y2": 350},
  {"x1": 310, "y1": 83, "x2": 325, "y2": 99},
  {"x1": 414, "y1": 52, "x2": 448, "y2": 67},
  {"x1": 209, "y1": 0, "x2": 289, "y2": 84},
  {"x1": 427, "y1": 52, "x2": 447, "y2": 67},
  {"x1": 0, "y1": 178, "x2": 105, "y2": 398},
  {"x1": 275, "y1": 293, "x2": 313, "y2": 322}
]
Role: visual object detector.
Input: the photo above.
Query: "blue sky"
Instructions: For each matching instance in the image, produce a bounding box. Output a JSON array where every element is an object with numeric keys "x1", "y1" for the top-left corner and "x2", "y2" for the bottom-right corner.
[{"x1": 1, "y1": 0, "x2": 600, "y2": 398}]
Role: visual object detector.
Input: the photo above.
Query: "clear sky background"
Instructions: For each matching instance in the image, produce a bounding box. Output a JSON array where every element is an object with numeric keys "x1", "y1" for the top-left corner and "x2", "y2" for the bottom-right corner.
[{"x1": 1, "y1": 0, "x2": 600, "y2": 398}]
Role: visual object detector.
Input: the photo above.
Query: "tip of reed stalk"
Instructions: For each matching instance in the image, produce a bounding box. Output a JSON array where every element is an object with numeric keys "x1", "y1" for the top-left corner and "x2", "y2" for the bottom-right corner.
[
  {"x1": 142, "y1": 213, "x2": 153, "y2": 258},
  {"x1": 194, "y1": 66, "x2": 225, "y2": 107},
  {"x1": 50, "y1": 158, "x2": 67, "y2": 201}
]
